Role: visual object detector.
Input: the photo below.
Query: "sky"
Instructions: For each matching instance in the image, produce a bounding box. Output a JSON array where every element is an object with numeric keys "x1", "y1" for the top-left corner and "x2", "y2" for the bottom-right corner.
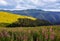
[{"x1": 0, "y1": 0, "x2": 60, "y2": 11}]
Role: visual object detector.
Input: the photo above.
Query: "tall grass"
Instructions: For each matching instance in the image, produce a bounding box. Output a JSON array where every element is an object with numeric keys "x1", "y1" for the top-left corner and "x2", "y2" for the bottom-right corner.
[{"x1": 0, "y1": 26, "x2": 60, "y2": 41}]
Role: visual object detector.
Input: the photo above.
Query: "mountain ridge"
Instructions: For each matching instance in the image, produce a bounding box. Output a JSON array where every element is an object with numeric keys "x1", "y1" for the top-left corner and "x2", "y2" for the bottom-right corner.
[{"x1": 0, "y1": 9, "x2": 60, "y2": 25}]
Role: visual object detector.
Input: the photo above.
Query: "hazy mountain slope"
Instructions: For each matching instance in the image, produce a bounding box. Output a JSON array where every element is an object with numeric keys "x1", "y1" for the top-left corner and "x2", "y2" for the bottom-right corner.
[
  {"x1": 0, "y1": 11, "x2": 36, "y2": 23},
  {"x1": 1, "y1": 9, "x2": 60, "y2": 25},
  {"x1": 4, "y1": 9, "x2": 60, "y2": 25}
]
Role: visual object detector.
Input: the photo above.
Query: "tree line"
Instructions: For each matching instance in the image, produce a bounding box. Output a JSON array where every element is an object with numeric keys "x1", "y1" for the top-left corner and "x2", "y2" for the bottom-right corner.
[{"x1": 6, "y1": 18, "x2": 51, "y2": 27}]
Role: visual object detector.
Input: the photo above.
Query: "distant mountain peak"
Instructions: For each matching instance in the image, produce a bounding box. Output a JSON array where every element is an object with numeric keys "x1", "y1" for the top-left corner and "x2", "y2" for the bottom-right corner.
[{"x1": 0, "y1": 9, "x2": 44, "y2": 11}]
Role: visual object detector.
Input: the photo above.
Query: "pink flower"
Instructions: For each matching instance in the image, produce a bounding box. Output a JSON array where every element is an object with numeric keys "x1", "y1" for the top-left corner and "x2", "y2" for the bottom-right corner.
[
  {"x1": 0, "y1": 32, "x2": 3, "y2": 37},
  {"x1": 42, "y1": 28, "x2": 48, "y2": 35},
  {"x1": 50, "y1": 26, "x2": 53, "y2": 32},
  {"x1": 50, "y1": 32, "x2": 55, "y2": 40},
  {"x1": 50, "y1": 28, "x2": 53, "y2": 32},
  {"x1": 2, "y1": 30, "x2": 10, "y2": 37},
  {"x1": 45, "y1": 34, "x2": 48, "y2": 39}
]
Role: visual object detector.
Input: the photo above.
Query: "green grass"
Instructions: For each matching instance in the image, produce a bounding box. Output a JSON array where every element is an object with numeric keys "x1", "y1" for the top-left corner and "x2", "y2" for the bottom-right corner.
[{"x1": 0, "y1": 25, "x2": 60, "y2": 41}]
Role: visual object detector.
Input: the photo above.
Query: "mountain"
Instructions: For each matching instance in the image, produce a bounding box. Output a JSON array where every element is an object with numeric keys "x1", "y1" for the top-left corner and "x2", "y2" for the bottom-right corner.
[
  {"x1": 0, "y1": 9, "x2": 60, "y2": 25},
  {"x1": 0, "y1": 9, "x2": 44, "y2": 17},
  {"x1": 0, "y1": 11, "x2": 36, "y2": 23},
  {"x1": 10, "y1": 9, "x2": 60, "y2": 25},
  {"x1": 0, "y1": 11, "x2": 51, "y2": 27}
]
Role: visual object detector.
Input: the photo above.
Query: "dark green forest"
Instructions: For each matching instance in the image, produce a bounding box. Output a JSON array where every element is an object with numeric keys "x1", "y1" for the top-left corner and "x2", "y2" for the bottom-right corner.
[{"x1": 5, "y1": 18, "x2": 51, "y2": 27}]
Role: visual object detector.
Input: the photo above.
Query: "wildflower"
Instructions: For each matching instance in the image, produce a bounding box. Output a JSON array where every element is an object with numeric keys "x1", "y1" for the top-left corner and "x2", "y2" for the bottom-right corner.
[
  {"x1": 45, "y1": 34, "x2": 48, "y2": 40},
  {"x1": 50, "y1": 28, "x2": 53, "y2": 32},
  {"x1": 42, "y1": 28, "x2": 48, "y2": 35},
  {"x1": 23, "y1": 34, "x2": 28, "y2": 41},
  {"x1": 2, "y1": 30, "x2": 10, "y2": 37},
  {"x1": 0, "y1": 32, "x2": 3, "y2": 37},
  {"x1": 50, "y1": 32, "x2": 55, "y2": 40}
]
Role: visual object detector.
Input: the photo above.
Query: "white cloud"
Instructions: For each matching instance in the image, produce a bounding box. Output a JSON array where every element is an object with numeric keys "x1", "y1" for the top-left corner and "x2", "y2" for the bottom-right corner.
[
  {"x1": 30, "y1": 0, "x2": 57, "y2": 6},
  {"x1": 0, "y1": 0, "x2": 8, "y2": 5},
  {"x1": 43, "y1": 0, "x2": 57, "y2": 2},
  {"x1": 30, "y1": 0, "x2": 45, "y2": 6},
  {"x1": 15, "y1": 4, "x2": 37, "y2": 10},
  {"x1": 15, "y1": 0, "x2": 37, "y2": 10},
  {"x1": 15, "y1": 4, "x2": 29, "y2": 10},
  {"x1": 0, "y1": 0, "x2": 60, "y2": 11},
  {"x1": 15, "y1": 4, "x2": 20, "y2": 9},
  {"x1": 43, "y1": 9, "x2": 60, "y2": 12},
  {"x1": 11, "y1": 0, "x2": 60, "y2": 11}
]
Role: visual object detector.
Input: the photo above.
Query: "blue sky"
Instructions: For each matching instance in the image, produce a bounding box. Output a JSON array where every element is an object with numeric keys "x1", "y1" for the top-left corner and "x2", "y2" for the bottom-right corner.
[{"x1": 0, "y1": 0, "x2": 60, "y2": 11}]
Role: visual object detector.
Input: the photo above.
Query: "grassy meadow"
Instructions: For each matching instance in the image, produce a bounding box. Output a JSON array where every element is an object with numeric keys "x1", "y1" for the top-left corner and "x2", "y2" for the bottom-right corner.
[
  {"x1": 0, "y1": 25, "x2": 60, "y2": 41},
  {"x1": 0, "y1": 11, "x2": 60, "y2": 41}
]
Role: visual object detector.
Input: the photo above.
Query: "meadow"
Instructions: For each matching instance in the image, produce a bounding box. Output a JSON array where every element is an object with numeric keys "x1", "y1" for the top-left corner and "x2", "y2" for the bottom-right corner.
[{"x1": 0, "y1": 25, "x2": 60, "y2": 41}]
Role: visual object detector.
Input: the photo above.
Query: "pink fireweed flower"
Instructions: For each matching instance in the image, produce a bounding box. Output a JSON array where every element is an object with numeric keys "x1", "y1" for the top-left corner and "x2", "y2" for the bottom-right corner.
[
  {"x1": 0, "y1": 32, "x2": 3, "y2": 37},
  {"x1": 42, "y1": 28, "x2": 48, "y2": 35},
  {"x1": 50, "y1": 28, "x2": 53, "y2": 32},
  {"x1": 50, "y1": 32, "x2": 55, "y2": 40},
  {"x1": 45, "y1": 34, "x2": 48, "y2": 40},
  {"x1": 23, "y1": 34, "x2": 28, "y2": 41},
  {"x1": 50, "y1": 26, "x2": 53, "y2": 32},
  {"x1": 2, "y1": 31, "x2": 10, "y2": 37},
  {"x1": 42, "y1": 29, "x2": 45, "y2": 34},
  {"x1": 42, "y1": 30, "x2": 45, "y2": 35}
]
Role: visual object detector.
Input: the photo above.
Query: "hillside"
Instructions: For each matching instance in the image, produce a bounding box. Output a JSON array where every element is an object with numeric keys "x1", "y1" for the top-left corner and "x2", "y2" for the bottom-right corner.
[
  {"x1": 2, "y1": 9, "x2": 60, "y2": 25},
  {"x1": 0, "y1": 11, "x2": 36, "y2": 23}
]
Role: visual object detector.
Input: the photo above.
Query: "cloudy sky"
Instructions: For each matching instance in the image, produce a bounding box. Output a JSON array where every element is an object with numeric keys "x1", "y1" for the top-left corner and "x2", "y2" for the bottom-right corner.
[{"x1": 0, "y1": 0, "x2": 60, "y2": 11}]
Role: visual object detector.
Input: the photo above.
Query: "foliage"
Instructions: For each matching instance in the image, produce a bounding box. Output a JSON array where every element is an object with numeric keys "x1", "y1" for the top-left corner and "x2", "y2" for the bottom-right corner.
[
  {"x1": 0, "y1": 23, "x2": 10, "y2": 27},
  {"x1": 0, "y1": 27, "x2": 60, "y2": 41},
  {"x1": 6, "y1": 18, "x2": 51, "y2": 27}
]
